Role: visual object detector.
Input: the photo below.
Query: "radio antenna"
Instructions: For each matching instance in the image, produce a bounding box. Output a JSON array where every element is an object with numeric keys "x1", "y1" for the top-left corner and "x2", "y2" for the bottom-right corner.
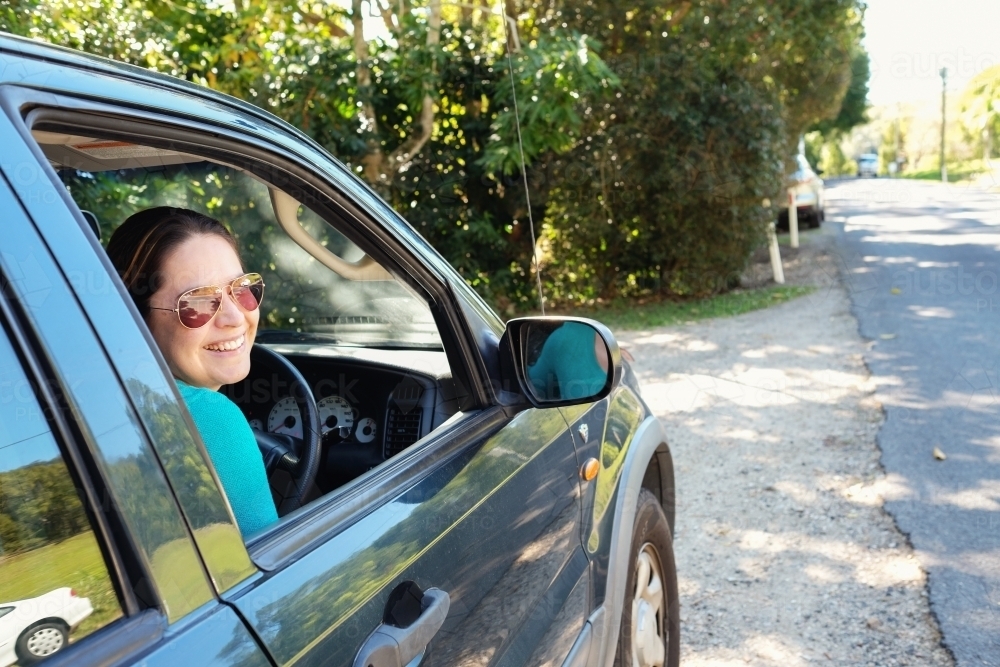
[{"x1": 497, "y1": 1, "x2": 545, "y2": 314}]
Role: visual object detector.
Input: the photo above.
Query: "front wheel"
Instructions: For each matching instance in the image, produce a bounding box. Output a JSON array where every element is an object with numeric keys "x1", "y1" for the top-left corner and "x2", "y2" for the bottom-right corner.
[
  {"x1": 614, "y1": 488, "x2": 680, "y2": 667},
  {"x1": 16, "y1": 621, "x2": 68, "y2": 664}
]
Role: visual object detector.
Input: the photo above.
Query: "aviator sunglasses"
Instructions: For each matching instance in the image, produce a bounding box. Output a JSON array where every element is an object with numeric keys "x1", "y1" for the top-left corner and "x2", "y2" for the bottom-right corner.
[{"x1": 150, "y1": 272, "x2": 265, "y2": 329}]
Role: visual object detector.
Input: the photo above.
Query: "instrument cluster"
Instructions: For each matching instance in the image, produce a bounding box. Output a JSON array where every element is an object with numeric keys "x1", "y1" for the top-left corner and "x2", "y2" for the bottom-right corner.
[{"x1": 247, "y1": 393, "x2": 377, "y2": 445}]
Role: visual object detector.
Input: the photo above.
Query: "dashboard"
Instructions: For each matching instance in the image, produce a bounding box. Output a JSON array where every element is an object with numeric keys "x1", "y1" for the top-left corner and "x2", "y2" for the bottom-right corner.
[{"x1": 224, "y1": 343, "x2": 458, "y2": 493}]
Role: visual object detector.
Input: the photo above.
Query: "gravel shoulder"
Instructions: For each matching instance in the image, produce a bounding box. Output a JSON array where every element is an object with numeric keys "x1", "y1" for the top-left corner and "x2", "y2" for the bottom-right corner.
[{"x1": 615, "y1": 227, "x2": 953, "y2": 666}]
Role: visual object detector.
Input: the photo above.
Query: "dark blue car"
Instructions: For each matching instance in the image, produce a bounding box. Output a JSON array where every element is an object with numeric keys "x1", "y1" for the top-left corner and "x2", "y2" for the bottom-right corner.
[{"x1": 0, "y1": 33, "x2": 678, "y2": 667}]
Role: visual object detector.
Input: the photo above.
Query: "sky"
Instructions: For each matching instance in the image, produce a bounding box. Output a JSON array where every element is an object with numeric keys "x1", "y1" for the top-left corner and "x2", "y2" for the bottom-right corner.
[{"x1": 864, "y1": 0, "x2": 1000, "y2": 106}]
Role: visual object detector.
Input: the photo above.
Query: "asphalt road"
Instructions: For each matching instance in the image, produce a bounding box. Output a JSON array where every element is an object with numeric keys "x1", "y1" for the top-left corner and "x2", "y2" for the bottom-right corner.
[{"x1": 828, "y1": 177, "x2": 1000, "y2": 666}]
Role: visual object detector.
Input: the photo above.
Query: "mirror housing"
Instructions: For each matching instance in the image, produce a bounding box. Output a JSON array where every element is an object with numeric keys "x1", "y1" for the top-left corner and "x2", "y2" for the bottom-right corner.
[{"x1": 499, "y1": 317, "x2": 623, "y2": 408}]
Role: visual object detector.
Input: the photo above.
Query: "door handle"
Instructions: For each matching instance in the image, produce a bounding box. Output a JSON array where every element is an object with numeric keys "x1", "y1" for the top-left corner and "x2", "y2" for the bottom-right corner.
[{"x1": 353, "y1": 588, "x2": 450, "y2": 667}]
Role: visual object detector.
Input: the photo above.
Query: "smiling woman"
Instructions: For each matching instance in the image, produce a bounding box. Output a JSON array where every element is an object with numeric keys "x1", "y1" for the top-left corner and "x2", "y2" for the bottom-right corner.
[{"x1": 106, "y1": 207, "x2": 278, "y2": 537}]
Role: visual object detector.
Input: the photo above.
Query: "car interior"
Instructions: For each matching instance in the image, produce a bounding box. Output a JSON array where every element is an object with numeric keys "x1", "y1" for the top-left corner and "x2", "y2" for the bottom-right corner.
[{"x1": 29, "y1": 121, "x2": 465, "y2": 515}]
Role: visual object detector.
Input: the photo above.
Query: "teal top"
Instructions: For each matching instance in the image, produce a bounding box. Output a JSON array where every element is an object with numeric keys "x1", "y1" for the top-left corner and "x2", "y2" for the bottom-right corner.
[
  {"x1": 526, "y1": 322, "x2": 607, "y2": 401},
  {"x1": 176, "y1": 381, "x2": 278, "y2": 537}
]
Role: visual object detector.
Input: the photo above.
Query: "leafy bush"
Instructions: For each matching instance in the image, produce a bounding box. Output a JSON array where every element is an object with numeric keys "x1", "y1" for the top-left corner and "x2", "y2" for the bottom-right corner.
[
  {"x1": 3, "y1": 0, "x2": 867, "y2": 311},
  {"x1": 542, "y1": 69, "x2": 783, "y2": 301},
  {"x1": 539, "y1": 0, "x2": 870, "y2": 303}
]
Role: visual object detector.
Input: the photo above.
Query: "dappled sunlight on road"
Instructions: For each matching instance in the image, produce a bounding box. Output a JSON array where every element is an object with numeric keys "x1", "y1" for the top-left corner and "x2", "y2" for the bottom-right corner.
[
  {"x1": 930, "y1": 480, "x2": 1000, "y2": 512},
  {"x1": 841, "y1": 473, "x2": 916, "y2": 505},
  {"x1": 681, "y1": 635, "x2": 813, "y2": 667},
  {"x1": 615, "y1": 229, "x2": 952, "y2": 665},
  {"x1": 862, "y1": 232, "x2": 1000, "y2": 248},
  {"x1": 908, "y1": 305, "x2": 956, "y2": 318}
]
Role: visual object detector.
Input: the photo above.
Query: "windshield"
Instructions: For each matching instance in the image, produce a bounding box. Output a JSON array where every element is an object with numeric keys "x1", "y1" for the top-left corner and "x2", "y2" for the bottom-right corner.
[{"x1": 56, "y1": 159, "x2": 442, "y2": 349}]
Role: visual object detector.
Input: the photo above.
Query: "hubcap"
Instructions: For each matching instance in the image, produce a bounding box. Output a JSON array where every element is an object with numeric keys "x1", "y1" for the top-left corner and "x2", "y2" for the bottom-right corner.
[
  {"x1": 27, "y1": 627, "x2": 64, "y2": 656},
  {"x1": 631, "y1": 543, "x2": 666, "y2": 667}
]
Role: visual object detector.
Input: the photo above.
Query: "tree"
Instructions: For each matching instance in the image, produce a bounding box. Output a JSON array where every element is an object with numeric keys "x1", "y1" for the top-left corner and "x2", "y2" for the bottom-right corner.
[
  {"x1": 959, "y1": 65, "x2": 1000, "y2": 161},
  {"x1": 811, "y1": 48, "x2": 871, "y2": 137},
  {"x1": 770, "y1": 2, "x2": 866, "y2": 149},
  {"x1": 0, "y1": 459, "x2": 90, "y2": 556}
]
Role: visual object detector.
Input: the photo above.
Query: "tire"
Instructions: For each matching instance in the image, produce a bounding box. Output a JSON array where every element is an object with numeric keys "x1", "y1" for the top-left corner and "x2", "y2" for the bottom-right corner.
[
  {"x1": 775, "y1": 209, "x2": 789, "y2": 231},
  {"x1": 16, "y1": 621, "x2": 68, "y2": 664},
  {"x1": 808, "y1": 209, "x2": 821, "y2": 229},
  {"x1": 614, "y1": 488, "x2": 680, "y2": 667}
]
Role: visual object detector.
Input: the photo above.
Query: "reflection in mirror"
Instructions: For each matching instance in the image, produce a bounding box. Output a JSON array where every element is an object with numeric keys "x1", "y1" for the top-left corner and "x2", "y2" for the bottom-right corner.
[
  {"x1": 0, "y1": 328, "x2": 123, "y2": 663},
  {"x1": 524, "y1": 321, "x2": 610, "y2": 401}
]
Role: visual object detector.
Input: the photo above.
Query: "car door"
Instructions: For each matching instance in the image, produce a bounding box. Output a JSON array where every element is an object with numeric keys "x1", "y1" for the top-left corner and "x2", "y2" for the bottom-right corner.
[
  {"x1": 0, "y1": 151, "x2": 270, "y2": 667},
  {"x1": 230, "y1": 405, "x2": 586, "y2": 667},
  {"x1": 0, "y1": 70, "x2": 592, "y2": 666}
]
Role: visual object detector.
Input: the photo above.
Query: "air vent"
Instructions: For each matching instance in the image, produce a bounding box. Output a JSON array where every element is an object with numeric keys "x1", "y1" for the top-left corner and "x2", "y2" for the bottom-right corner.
[{"x1": 384, "y1": 407, "x2": 422, "y2": 458}]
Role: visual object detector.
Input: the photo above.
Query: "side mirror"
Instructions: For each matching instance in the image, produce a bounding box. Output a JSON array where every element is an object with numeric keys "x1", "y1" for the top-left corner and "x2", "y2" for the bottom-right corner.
[{"x1": 500, "y1": 317, "x2": 622, "y2": 408}]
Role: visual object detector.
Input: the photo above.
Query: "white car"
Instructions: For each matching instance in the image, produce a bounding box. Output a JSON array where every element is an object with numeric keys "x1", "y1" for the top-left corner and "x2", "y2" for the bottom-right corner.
[
  {"x1": 0, "y1": 588, "x2": 92, "y2": 665},
  {"x1": 779, "y1": 153, "x2": 826, "y2": 228}
]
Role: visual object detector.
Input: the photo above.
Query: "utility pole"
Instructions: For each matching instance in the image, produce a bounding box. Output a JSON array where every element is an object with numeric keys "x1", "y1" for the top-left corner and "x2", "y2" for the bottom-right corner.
[{"x1": 940, "y1": 67, "x2": 948, "y2": 183}]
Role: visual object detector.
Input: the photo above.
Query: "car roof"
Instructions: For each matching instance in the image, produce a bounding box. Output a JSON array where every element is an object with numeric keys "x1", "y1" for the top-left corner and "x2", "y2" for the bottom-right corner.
[
  {"x1": 0, "y1": 32, "x2": 325, "y2": 158},
  {"x1": 0, "y1": 32, "x2": 503, "y2": 330}
]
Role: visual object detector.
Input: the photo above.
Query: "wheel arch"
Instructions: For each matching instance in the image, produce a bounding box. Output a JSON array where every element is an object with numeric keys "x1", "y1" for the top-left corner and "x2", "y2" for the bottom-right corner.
[
  {"x1": 18, "y1": 617, "x2": 71, "y2": 635},
  {"x1": 640, "y1": 443, "x2": 675, "y2": 536},
  {"x1": 583, "y1": 414, "x2": 673, "y2": 667}
]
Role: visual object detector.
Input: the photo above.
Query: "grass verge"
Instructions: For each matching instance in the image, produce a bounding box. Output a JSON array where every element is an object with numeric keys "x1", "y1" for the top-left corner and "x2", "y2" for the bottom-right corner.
[
  {"x1": 899, "y1": 159, "x2": 990, "y2": 182},
  {"x1": 0, "y1": 531, "x2": 123, "y2": 638},
  {"x1": 564, "y1": 285, "x2": 816, "y2": 330}
]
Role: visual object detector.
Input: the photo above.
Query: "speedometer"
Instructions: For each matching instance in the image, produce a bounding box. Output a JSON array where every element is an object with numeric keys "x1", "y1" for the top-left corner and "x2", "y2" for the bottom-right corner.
[
  {"x1": 268, "y1": 397, "x2": 303, "y2": 439},
  {"x1": 355, "y1": 417, "x2": 377, "y2": 444},
  {"x1": 318, "y1": 395, "x2": 354, "y2": 438}
]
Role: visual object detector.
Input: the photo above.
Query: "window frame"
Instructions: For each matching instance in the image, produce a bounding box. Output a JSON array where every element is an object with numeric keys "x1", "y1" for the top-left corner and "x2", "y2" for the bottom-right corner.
[
  {"x1": 0, "y1": 279, "x2": 136, "y2": 618},
  {"x1": 0, "y1": 271, "x2": 166, "y2": 662},
  {"x1": 0, "y1": 117, "x2": 221, "y2": 619}
]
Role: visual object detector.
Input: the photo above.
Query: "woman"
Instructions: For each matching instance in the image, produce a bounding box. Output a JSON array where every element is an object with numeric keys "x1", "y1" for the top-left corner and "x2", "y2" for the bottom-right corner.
[
  {"x1": 107, "y1": 207, "x2": 278, "y2": 537},
  {"x1": 526, "y1": 322, "x2": 610, "y2": 401}
]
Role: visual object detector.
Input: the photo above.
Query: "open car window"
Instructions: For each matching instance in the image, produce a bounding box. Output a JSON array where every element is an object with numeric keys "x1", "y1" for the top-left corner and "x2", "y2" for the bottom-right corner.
[
  {"x1": 36, "y1": 130, "x2": 442, "y2": 350},
  {"x1": 28, "y1": 124, "x2": 462, "y2": 521}
]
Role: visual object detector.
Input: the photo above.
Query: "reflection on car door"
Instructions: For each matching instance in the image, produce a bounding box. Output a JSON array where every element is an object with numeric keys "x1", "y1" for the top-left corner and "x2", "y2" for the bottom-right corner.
[{"x1": 228, "y1": 406, "x2": 588, "y2": 667}]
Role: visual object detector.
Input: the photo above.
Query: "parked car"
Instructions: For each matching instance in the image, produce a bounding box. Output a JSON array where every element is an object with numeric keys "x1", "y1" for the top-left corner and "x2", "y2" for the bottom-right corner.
[
  {"x1": 0, "y1": 32, "x2": 678, "y2": 667},
  {"x1": 857, "y1": 152, "x2": 879, "y2": 178},
  {"x1": 778, "y1": 153, "x2": 825, "y2": 229},
  {"x1": 0, "y1": 589, "x2": 92, "y2": 666}
]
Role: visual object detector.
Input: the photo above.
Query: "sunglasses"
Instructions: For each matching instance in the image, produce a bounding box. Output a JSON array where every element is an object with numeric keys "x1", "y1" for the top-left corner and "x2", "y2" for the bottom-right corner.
[{"x1": 150, "y1": 272, "x2": 265, "y2": 329}]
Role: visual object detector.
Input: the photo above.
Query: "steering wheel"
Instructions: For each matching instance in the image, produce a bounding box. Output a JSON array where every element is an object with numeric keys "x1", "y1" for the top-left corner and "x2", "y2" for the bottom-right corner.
[{"x1": 222, "y1": 344, "x2": 321, "y2": 515}]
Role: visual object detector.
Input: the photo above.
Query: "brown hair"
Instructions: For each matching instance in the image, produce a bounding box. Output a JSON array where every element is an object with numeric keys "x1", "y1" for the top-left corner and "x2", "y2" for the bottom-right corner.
[{"x1": 106, "y1": 207, "x2": 239, "y2": 318}]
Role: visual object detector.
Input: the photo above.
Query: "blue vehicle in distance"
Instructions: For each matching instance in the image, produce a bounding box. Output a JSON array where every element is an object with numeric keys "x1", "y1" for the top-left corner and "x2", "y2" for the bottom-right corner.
[{"x1": 857, "y1": 152, "x2": 879, "y2": 178}]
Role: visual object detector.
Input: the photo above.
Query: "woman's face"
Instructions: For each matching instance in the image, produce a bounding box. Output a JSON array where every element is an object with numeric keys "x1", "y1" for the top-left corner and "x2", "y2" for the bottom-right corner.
[{"x1": 147, "y1": 234, "x2": 258, "y2": 390}]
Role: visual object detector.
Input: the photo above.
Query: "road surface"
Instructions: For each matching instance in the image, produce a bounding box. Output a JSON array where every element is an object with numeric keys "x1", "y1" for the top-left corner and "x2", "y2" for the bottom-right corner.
[{"x1": 829, "y1": 177, "x2": 1000, "y2": 666}]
